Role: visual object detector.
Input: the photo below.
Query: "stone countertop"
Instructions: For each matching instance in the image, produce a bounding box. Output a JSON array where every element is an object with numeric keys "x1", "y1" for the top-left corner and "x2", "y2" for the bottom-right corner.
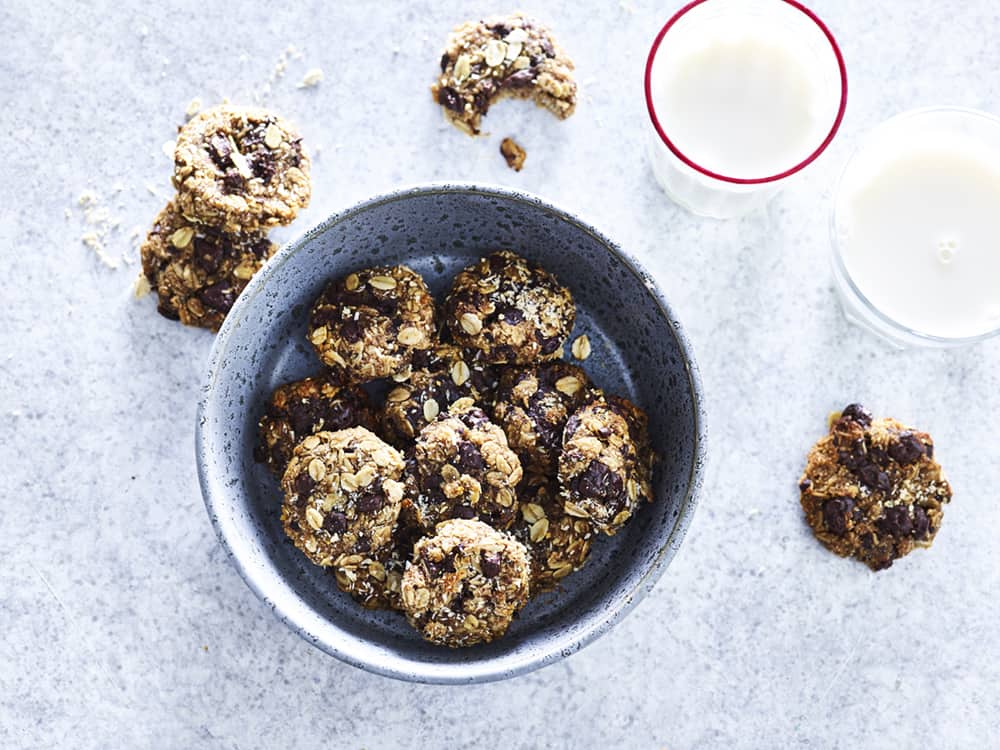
[{"x1": 2, "y1": 1, "x2": 998, "y2": 747}]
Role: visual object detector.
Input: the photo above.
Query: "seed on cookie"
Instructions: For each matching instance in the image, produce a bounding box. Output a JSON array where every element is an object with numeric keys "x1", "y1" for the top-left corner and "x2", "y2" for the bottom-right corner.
[{"x1": 798, "y1": 404, "x2": 952, "y2": 571}]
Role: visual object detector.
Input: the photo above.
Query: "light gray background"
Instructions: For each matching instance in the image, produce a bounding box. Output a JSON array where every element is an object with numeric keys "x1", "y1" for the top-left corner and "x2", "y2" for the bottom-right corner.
[{"x1": 2, "y1": 1, "x2": 998, "y2": 748}]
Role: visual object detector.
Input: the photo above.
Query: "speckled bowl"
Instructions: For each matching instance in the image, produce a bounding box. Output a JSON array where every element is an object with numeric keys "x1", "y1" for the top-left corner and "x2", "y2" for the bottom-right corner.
[{"x1": 196, "y1": 184, "x2": 705, "y2": 684}]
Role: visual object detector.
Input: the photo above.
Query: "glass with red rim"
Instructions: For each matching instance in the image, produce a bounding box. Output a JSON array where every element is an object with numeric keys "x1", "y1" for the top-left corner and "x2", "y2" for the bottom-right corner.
[{"x1": 644, "y1": 0, "x2": 848, "y2": 219}]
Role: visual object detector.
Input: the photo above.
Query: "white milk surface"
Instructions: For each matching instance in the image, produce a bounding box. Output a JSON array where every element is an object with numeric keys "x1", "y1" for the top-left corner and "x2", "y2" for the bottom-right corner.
[{"x1": 838, "y1": 137, "x2": 1000, "y2": 339}]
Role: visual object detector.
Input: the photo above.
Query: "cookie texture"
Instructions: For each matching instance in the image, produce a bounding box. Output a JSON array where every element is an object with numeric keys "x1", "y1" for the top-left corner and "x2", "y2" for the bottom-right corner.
[
  {"x1": 380, "y1": 344, "x2": 499, "y2": 446},
  {"x1": 254, "y1": 374, "x2": 375, "y2": 478},
  {"x1": 799, "y1": 404, "x2": 952, "y2": 571},
  {"x1": 432, "y1": 14, "x2": 577, "y2": 135},
  {"x1": 280, "y1": 428, "x2": 406, "y2": 568},
  {"x1": 401, "y1": 519, "x2": 531, "y2": 647},
  {"x1": 558, "y1": 400, "x2": 643, "y2": 536},
  {"x1": 516, "y1": 477, "x2": 596, "y2": 594},
  {"x1": 173, "y1": 105, "x2": 311, "y2": 233},
  {"x1": 140, "y1": 200, "x2": 275, "y2": 331},
  {"x1": 308, "y1": 265, "x2": 437, "y2": 384},
  {"x1": 444, "y1": 250, "x2": 575, "y2": 364},
  {"x1": 411, "y1": 398, "x2": 523, "y2": 531},
  {"x1": 491, "y1": 362, "x2": 592, "y2": 476}
]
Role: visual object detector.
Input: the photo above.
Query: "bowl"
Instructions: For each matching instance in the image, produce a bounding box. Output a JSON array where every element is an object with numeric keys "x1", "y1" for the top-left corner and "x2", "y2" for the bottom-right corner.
[{"x1": 196, "y1": 183, "x2": 706, "y2": 684}]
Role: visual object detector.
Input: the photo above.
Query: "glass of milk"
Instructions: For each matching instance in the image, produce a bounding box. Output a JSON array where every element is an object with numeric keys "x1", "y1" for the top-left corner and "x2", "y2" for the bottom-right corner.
[
  {"x1": 832, "y1": 107, "x2": 1000, "y2": 348},
  {"x1": 644, "y1": 0, "x2": 848, "y2": 219}
]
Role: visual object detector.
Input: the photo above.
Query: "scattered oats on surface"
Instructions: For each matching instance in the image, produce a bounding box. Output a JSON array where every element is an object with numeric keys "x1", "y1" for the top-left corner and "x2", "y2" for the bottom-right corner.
[
  {"x1": 571, "y1": 334, "x2": 591, "y2": 360},
  {"x1": 185, "y1": 97, "x2": 202, "y2": 117},
  {"x1": 161, "y1": 140, "x2": 175, "y2": 158},
  {"x1": 297, "y1": 68, "x2": 324, "y2": 88},
  {"x1": 133, "y1": 274, "x2": 152, "y2": 298},
  {"x1": 500, "y1": 137, "x2": 527, "y2": 172}
]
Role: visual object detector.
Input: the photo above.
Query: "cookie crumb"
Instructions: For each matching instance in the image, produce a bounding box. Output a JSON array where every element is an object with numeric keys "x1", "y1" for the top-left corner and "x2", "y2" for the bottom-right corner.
[
  {"x1": 500, "y1": 137, "x2": 526, "y2": 171},
  {"x1": 297, "y1": 68, "x2": 324, "y2": 88},
  {"x1": 185, "y1": 97, "x2": 202, "y2": 118},
  {"x1": 571, "y1": 334, "x2": 591, "y2": 360}
]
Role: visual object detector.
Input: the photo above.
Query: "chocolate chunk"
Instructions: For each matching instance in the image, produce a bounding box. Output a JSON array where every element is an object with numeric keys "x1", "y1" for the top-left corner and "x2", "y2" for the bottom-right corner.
[
  {"x1": 222, "y1": 169, "x2": 244, "y2": 194},
  {"x1": 356, "y1": 489, "x2": 383, "y2": 514},
  {"x1": 473, "y1": 81, "x2": 497, "y2": 114},
  {"x1": 539, "y1": 336, "x2": 562, "y2": 355},
  {"x1": 572, "y1": 460, "x2": 624, "y2": 504},
  {"x1": 877, "y1": 506, "x2": 913, "y2": 537},
  {"x1": 857, "y1": 463, "x2": 891, "y2": 492},
  {"x1": 340, "y1": 317, "x2": 363, "y2": 343},
  {"x1": 502, "y1": 70, "x2": 536, "y2": 88},
  {"x1": 198, "y1": 281, "x2": 237, "y2": 312},
  {"x1": 799, "y1": 478, "x2": 813, "y2": 492},
  {"x1": 292, "y1": 472, "x2": 314, "y2": 498},
  {"x1": 912, "y1": 506, "x2": 931, "y2": 538},
  {"x1": 480, "y1": 552, "x2": 501, "y2": 578},
  {"x1": 457, "y1": 441, "x2": 485, "y2": 472},
  {"x1": 208, "y1": 133, "x2": 232, "y2": 167},
  {"x1": 822, "y1": 497, "x2": 855, "y2": 536},
  {"x1": 540, "y1": 38, "x2": 555, "y2": 57},
  {"x1": 498, "y1": 306, "x2": 525, "y2": 325},
  {"x1": 251, "y1": 152, "x2": 276, "y2": 183},
  {"x1": 437, "y1": 86, "x2": 464, "y2": 113},
  {"x1": 322, "y1": 511, "x2": 347, "y2": 535},
  {"x1": 193, "y1": 235, "x2": 224, "y2": 273},
  {"x1": 489, "y1": 22, "x2": 511, "y2": 36},
  {"x1": 157, "y1": 301, "x2": 181, "y2": 321},
  {"x1": 888, "y1": 432, "x2": 926, "y2": 465},
  {"x1": 840, "y1": 403, "x2": 872, "y2": 427},
  {"x1": 440, "y1": 52, "x2": 450, "y2": 72},
  {"x1": 452, "y1": 504, "x2": 477, "y2": 519}
]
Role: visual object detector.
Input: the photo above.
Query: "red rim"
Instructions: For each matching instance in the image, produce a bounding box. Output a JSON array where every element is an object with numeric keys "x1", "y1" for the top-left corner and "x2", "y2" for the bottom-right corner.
[{"x1": 644, "y1": 0, "x2": 848, "y2": 185}]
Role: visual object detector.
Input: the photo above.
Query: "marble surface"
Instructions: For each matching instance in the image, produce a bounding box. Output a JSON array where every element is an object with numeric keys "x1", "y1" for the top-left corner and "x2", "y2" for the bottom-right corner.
[{"x1": 2, "y1": 0, "x2": 998, "y2": 747}]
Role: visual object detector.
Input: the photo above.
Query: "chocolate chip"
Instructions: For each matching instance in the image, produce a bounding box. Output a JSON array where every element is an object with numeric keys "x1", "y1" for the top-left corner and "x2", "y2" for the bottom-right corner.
[
  {"x1": 354, "y1": 535, "x2": 371, "y2": 553},
  {"x1": 209, "y1": 133, "x2": 232, "y2": 167},
  {"x1": 222, "y1": 168, "x2": 244, "y2": 194},
  {"x1": 502, "y1": 70, "x2": 536, "y2": 88},
  {"x1": 877, "y1": 506, "x2": 913, "y2": 537},
  {"x1": 473, "y1": 81, "x2": 496, "y2": 114},
  {"x1": 489, "y1": 22, "x2": 511, "y2": 36},
  {"x1": 572, "y1": 460, "x2": 624, "y2": 505},
  {"x1": 452, "y1": 504, "x2": 476, "y2": 519},
  {"x1": 913, "y1": 506, "x2": 931, "y2": 538},
  {"x1": 799, "y1": 478, "x2": 813, "y2": 492},
  {"x1": 423, "y1": 550, "x2": 456, "y2": 578},
  {"x1": 437, "y1": 86, "x2": 464, "y2": 113},
  {"x1": 292, "y1": 472, "x2": 314, "y2": 498},
  {"x1": 322, "y1": 511, "x2": 347, "y2": 535},
  {"x1": 540, "y1": 38, "x2": 555, "y2": 57},
  {"x1": 440, "y1": 52, "x2": 450, "y2": 72},
  {"x1": 838, "y1": 439, "x2": 868, "y2": 472},
  {"x1": 340, "y1": 317, "x2": 363, "y2": 343},
  {"x1": 193, "y1": 236, "x2": 224, "y2": 273},
  {"x1": 356, "y1": 489, "x2": 383, "y2": 514},
  {"x1": 480, "y1": 552, "x2": 501, "y2": 578},
  {"x1": 822, "y1": 496, "x2": 854, "y2": 536},
  {"x1": 456, "y1": 441, "x2": 485, "y2": 472},
  {"x1": 498, "y1": 306, "x2": 525, "y2": 325},
  {"x1": 888, "y1": 432, "x2": 926, "y2": 465},
  {"x1": 198, "y1": 281, "x2": 236, "y2": 313},
  {"x1": 157, "y1": 302, "x2": 181, "y2": 321},
  {"x1": 251, "y1": 152, "x2": 276, "y2": 183},
  {"x1": 539, "y1": 336, "x2": 562, "y2": 355},
  {"x1": 840, "y1": 403, "x2": 872, "y2": 427},
  {"x1": 857, "y1": 463, "x2": 891, "y2": 492}
]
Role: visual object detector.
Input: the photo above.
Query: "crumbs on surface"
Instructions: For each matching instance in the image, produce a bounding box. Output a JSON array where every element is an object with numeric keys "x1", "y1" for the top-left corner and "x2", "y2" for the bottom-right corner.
[{"x1": 500, "y1": 137, "x2": 526, "y2": 172}]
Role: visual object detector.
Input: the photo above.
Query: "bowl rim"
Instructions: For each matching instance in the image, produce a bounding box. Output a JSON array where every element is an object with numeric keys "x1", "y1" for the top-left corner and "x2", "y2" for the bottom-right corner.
[{"x1": 196, "y1": 182, "x2": 707, "y2": 684}]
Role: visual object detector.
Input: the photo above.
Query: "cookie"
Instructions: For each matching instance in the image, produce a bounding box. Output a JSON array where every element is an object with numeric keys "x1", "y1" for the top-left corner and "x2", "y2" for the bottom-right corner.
[
  {"x1": 411, "y1": 398, "x2": 523, "y2": 530},
  {"x1": 798, "y1": 404, "x2": 952, "y2": 571},
  {"x1": 432, "y1": 14, "x2": 577, "y2": 135},
  {"x1": 254, "y1": 374, "x2": 376, "y2": 478},
  {"x1": 140, "y1": 200, "x2": 275, "y2": 331},
  {"x1": 173, "y1": 105, "x2": 311, "y2": 233},
  {"x1": 516, "y1": 477, "x2": 596, "y2": 594},
  {"x1": 491, "y1": 361, "x2": 593, "y2": 476},
  {"x1": 380, "y1": 344, "x2": 499, "y2": 446},
  {"x1": 308, "y1": 265, "x2": 437, "y2": 384},
  {"x1": 444, "y1": 250, "x2": 575, "y2": 364},
  {"x1": 280, "y1": 427, "x2": 406, "y2": 568},
  {"x1": 558, "y1": 400, "x2": 644, "y2": 536},
  {"x1": 401, "y1": 518, "x2": 531, "y2": 647}
]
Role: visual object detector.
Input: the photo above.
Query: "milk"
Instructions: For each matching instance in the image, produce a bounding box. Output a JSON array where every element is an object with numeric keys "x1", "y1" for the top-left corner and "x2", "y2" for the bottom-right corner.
[{"x1": 836, "y1": 111, "x2": 1000, "y2": 340}]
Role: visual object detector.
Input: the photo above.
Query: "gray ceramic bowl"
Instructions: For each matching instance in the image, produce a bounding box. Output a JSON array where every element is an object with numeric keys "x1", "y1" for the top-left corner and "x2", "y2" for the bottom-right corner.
[{"x1": 197, "y1": 184, "x2": 705, "y2": 684}]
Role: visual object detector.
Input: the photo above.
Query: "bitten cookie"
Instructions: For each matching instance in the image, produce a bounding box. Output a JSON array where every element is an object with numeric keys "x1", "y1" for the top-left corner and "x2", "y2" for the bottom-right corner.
[
  {"x1": 516, "y1": 477, "x2": 596, "y2": 594},
  {"x1": 799, "y1": 404, "x2": 952, "y2": 571},
  {"x1": 444, "y1": 250, "x2": 575, "y2": 364},
  {"x1": 401, "y1": 519, "x2": 531, "y2": 647},
  {"x1": 432, "y1": 14, "x2": 577, "y2": 135},
  {"x1": 308, "y1": 265, "x2": 437, "y2": 384},
  {"x1": 254, "y1": 374, "x2": 376, "y2": 478},
  {"x1": 173, "y1": 105, "x2": 310, "y2": 233},
  {"x1": 411, "y1": 398, "x2": 523, "y2": 530},
  {"x1": 280, "y1": 428, "x2": 406, "y2": 568},
  {"x1": 380, "y1": 345, "x2": 499, "y2": 446},
  {"x1": 558, "y1": 400, "x2": 644, "y2": 536},
  {"x1": 491, "y1": 362, "x2": 592, "y2": 476},
  {"x1": 140, "y1": 200, "x2": 275, "y2": 331}
]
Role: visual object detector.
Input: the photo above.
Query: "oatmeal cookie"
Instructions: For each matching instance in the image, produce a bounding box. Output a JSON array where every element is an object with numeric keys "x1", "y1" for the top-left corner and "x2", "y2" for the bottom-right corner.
[
  {"x1": 491, "y1": 362, "x2": 592, "y2": 476},
  {"x1": 173, "y1": 105, "x2": 310, "y2": 233},
  {"x1": 401, "y1": 518, "x2": 531, "y2": 647},
  {"x1": 516, "y1": 477, "x2": 596, "y2": 594},
  {"x1": 411, "y1": 398, "x2": 523, "y2": 530},
  {"x1": 254, "y1": 374, "x2": 375, "y2": 478},
  {"x1": 798, "y1": 404, "x2": 952, "y2": 571},
  {"x1": 558, "y1": 400, "x2": 643, "y2": 536},
  {"x1": 432, "y1": 14, "x2": 577, "y2": 135},
  {"x1": 280, "y1": 427, "x2": 406, "y2": 568},
  {"x1": 308, "y1": 265, "x2": 437, "y2": 384},
  {"x1": 381, "y1": 344, "x2": 499, "y2": 446},
  {"x1": 140, "y1": 200, "x2": 275, "y2": 331},
  {"x1": 444, "y1": 250, "x2": 575, "y2": 364}
]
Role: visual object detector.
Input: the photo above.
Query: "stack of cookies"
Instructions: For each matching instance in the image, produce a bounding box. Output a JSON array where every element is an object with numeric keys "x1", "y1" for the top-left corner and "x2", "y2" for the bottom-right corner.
[
  {"x1": 140, "y1": 105, "x2": 311, "y2": 331},
  {"x1": 254, "y1": 251, "x2": 656, "y2": 648}
]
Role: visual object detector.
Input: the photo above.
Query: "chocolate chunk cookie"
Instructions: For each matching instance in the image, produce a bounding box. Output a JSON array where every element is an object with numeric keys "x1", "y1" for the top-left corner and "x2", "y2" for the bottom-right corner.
[
  {"x1": 140, "y1": 200, "x2": 275, "y2": 331},
  {"x1": 280, "y1": 427, "x2": 406, "y2": 568},
  {"x1": 411, "y1": 398, "x2": 523, "y2": 530},
  {"x1": 444, "y1": 250, "x2": 575, "y2": 364},
  {"x1": 491, "y1": 362, "x2": 593, "y2": 476},
  {"x1": 308, "y1": 265, "x2": 437, "y2": 384},
  {"x1": 254, "y1": 374, "x2": 376, "y2": 478},
  {"x1": 432, "y1": 14, "x2": 577, "y2": 135},
  {"x1": 173, "y1": 105, "x2": 311, "y2": 233},
  {"x1": 401, "y1": 518, "x2": 531, "y2": 647},
  {"x1": 381, "y1": 345, "x2": 499, "y2": 446},
  {"x1": 558, "y1": 400, "x2": 644, "y2": 536},
  {"x1": 799, "y1": 404, "x2": 952, "y2": 571},
  {"x1": 516, "y1": 477, "x2": 596, "y2": 594}
]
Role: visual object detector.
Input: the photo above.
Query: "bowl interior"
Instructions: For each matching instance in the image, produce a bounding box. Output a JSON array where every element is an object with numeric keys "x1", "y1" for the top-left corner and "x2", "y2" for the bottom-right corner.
[{"x1": 198, "y1": 186, "x2": 703, "y2": 683}]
